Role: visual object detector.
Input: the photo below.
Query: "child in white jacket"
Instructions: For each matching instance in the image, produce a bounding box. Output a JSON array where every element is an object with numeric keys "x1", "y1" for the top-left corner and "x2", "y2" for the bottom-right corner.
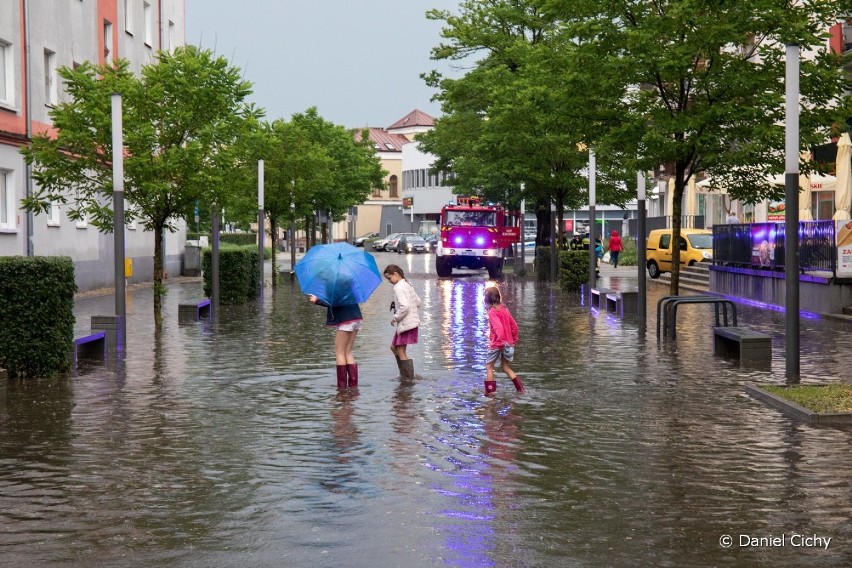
[{"x1": 383, "y1": 264, "x2": 421, "y2": 382}]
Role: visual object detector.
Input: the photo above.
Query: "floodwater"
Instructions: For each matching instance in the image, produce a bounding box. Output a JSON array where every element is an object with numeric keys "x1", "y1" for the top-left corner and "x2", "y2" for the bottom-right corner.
[{"x1": 1, "y1": 253, "x2": 851, "y2": 567}]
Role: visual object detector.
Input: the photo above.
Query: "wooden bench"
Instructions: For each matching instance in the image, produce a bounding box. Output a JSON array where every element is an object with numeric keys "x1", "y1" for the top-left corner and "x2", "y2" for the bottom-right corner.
[
  {"x1": 179, "y1": 298, "x2": 212, "y2": 322},
  {"x1": 713, "y1": 326, "x2": 771, "y2": 362},
  {"x1": 590, "y1": 287, "x2": 611, "y2": 309},
  {"x1": 605, "y1": 290, "x2": 639, "y2": 316},
  {"x1": 71, "y1": 331, "x2": 106, "y2": 366}
]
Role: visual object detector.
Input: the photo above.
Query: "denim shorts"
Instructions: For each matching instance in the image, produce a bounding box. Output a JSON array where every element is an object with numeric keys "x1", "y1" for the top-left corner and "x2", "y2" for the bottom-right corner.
[{"x1": 486, "y1": 345, "x2": 515, "y2": 366}]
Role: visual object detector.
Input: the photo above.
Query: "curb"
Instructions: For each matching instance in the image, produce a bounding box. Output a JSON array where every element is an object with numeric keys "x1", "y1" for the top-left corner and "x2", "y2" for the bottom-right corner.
[{"x1": 745, "y1": 384, "x2": 852, "y2": 425}]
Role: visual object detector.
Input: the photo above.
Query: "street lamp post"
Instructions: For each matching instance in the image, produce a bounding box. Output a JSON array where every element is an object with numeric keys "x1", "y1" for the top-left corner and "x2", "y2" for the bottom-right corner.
[
  {"x1": 785, "y1": 44, "x2": 801, "y2": 381},
  {"x1": 111, "y1": 93, "x2": 126, "y2": 346},
  {"x1": 290, "y1": 187, "x2": 296, "y2": 281},
  {"x1": 637, "y1": 171, "x2": 647, "y2": 335},
  {"x1": 589, "y1": 149, "x2": 597, "y2": 290},
  {"x1": 257, "y1": 160, "x2": 264, "y2": 297}
]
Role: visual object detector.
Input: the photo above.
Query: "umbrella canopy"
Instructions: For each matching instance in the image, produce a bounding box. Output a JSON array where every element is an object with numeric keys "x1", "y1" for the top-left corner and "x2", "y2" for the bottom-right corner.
[
  {"x1": 294, "y1": 242, "x2": 381, "y2": 306},
  {"x1": 832, "y1": 133, "x2": 852, "y2": 221}
]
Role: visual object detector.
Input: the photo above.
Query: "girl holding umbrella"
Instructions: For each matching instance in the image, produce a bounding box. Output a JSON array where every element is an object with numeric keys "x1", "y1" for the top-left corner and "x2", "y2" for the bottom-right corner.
[{"x1": 309, "y1": 292, "x2": 363, "y2": 389}]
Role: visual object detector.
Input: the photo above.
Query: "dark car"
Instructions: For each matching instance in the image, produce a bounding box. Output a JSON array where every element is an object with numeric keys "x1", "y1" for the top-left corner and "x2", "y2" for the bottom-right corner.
[
  {"x1": 423, "y1": 233, "x2": 439, "y2": 252},
  {"x1": 353, "y1": 231, "x2": 378, "y2": 247},
  {"x1": 396, "y1": 235, "x2": 429, "y2": 254}
]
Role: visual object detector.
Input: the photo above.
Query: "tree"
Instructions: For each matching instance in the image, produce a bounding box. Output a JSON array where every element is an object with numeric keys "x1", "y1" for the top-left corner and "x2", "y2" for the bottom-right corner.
[
  {"x1": 23, "y1": 46, "x2": 260, "y2": 324},
  {"x1": 421, "y1": 1, "x2": 634, "y2": 247},
  {"x1": 548, "y1": 0, "x2": 852, "y2": 293}
]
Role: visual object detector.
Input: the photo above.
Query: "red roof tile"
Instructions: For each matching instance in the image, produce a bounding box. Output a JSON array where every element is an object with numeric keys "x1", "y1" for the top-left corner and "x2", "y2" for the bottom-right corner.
[
  {"x1": 354, "y1": 127, "x2": 410, "y2": 153},
  {"x1": 387, "y1": 109, "x2": 435, "y2": 130}
]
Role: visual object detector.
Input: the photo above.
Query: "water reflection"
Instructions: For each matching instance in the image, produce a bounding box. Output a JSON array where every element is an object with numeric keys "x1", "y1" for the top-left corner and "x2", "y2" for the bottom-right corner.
[{"x1": 1, "y1": 255, "x2": 852, "y2": 566}]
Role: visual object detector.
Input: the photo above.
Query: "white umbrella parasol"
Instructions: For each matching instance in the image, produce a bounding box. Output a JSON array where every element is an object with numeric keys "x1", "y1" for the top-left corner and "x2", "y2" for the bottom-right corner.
[{"x1": 832, "y1": 133, "x2": 852, "y2": 221}]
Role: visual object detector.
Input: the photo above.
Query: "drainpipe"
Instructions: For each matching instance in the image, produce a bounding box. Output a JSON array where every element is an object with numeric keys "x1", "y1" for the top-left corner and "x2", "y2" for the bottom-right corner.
[{"x1": 23, "y1": 0, "x2": 34, "y2": 256}]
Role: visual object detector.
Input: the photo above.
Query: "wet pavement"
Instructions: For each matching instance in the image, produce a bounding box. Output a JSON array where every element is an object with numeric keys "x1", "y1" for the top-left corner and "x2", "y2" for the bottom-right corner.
[{"x1": 2, "y1": 252, "x2": 852, "y2": 567}]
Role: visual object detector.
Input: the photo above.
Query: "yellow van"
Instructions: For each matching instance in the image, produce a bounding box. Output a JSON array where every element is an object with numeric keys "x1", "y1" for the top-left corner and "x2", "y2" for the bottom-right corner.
[{"x1": 646, "y1": 228, "x2": 713, "y2": 278}]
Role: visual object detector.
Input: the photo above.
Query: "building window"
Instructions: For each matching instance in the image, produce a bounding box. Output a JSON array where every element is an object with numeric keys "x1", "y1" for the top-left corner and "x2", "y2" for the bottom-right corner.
[
  {"x1": 104, "y1": 21, "x2": 113, "y2": 60},
  {"x1": 389, "y1": 175, "x2": 398, "y2": 198},
  {"x1": 44, "y1": 50, "x2": 58, "y2": 106},
  {"x1": 0, "y1": 40, "x2": 13, "y2": 107},
  {"x1": 47, "y1": 203, "x2": 60, "y2": 226},
  {"x1": 372, "y1": 186, "x2": 381, "y2": 197},
  {"x1": 0, "y1": 170, "x2": 15, "y2": 229},
  {"x1": 143, "y1": 2, "x2": 153, "y2": 46},
  {"x1": 812, "y1": 190, "x2": 834, "y2": 220},
  {"x1": 124, "y1": 0, "x2": 133, "y2": 34}
]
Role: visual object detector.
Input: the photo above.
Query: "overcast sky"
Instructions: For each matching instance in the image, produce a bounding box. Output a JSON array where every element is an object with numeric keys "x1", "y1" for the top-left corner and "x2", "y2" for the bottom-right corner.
[{"x1": 185, "y1": 0, "x2": 464, "y2": 129}]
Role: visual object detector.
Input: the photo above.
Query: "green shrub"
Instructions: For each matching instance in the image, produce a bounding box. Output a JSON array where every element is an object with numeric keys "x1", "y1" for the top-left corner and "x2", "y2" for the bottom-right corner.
[
  {"x1": 202, "y1": 245, "x2": 261, "y2": 304},
  {"x1": 0, "y1": 257, "x2": 76, "y2": 378},
  {"x1": 220, "y1": 233, "x2": 257, "y2": 246},
  {"x1": 559, "y1": 250, "x2": 590, "y2": 291}
]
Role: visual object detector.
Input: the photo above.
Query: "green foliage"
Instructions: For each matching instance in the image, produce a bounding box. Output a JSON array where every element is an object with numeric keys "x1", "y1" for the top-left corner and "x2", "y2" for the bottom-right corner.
[
  {"x1": 201, "y1": 246, "x2": 261, "y2": 304},
  {"x1": 763, "y1": 384, "x2": 852, "y2": 414},
  {"x1": 0, "y1": 257, "x2": 76, "y2": 378},
  {"x1": 220, "y1": 233, "x2": 257, "y2": 246},
  {"x1": 559, "y1": 250, "x2": 589, "y2": 292}
]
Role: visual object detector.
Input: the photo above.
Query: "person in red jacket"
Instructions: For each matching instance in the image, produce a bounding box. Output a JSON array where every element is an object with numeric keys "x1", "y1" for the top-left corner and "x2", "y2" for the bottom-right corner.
[
  {"x1": 608, "y1": 230, "x2": 624, "y2": 268},
  {"x1": 483, "y1": 286, "x2": 524, "y2": 395}
]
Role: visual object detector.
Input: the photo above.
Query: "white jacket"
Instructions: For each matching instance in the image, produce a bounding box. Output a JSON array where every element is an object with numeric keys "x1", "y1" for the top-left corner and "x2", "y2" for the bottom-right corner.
[{"x1": 392, "y1": 279, "x2": 422, "y2": 333}]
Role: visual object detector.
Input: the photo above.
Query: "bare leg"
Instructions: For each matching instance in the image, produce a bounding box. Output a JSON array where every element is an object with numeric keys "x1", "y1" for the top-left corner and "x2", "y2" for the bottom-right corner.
[
  {"x1": 486, "y1": 361, "x2": 495, "y2": 382},
  {"x1": 335, "y1": 330, "x2": 352, "y2": 365},
  {"x1": 501, "y1": 359, "x2": 518, "y2": 380},
  {"x1": 396, "y1": 344, "x2": 408, "y2": 360},
  {"x1": 343, "y1": 329, "x2": 359, "y2": 365}
]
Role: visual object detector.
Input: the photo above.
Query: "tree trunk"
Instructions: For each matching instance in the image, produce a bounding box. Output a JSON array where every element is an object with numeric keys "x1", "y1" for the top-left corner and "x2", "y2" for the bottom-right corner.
[
  {"x1": 153, "y1": 222, "x2": 165, "y2": 327},
  {"x1": 670, "y1": 164, "x2": 685, "y2": 296},
  {"x1": 556, "y1": 190, "x2": 565, "y2": 250},
  {"x1": 270, "y1": 216, "x2": 278, "y2": 288}
]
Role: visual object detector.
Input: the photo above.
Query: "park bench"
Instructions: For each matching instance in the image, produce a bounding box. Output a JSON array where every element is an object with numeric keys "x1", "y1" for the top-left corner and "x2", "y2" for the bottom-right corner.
[
  {"x1": 179, "y1": 298, "x2": 212, "y2": 322},
  {"x1": 590, "y1": 287, "x2": 612, "y2": 309},
  {"x1": 605, "y1": 290, "x2": 639, "y2": 317},
  {"x1": 713, "y1": 326, "x2": 771, "y2": 362},
  {"x1": 71, "y1": 331, "x2": 106, "y2": 366},
  {"x1": 657, "y1": 295, "x2": 737, "y2": 339}
]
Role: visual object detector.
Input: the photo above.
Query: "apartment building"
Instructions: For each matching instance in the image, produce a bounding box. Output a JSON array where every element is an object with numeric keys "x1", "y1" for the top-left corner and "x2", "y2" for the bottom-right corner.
[{"x1": 0, "y1": 0, "x2": 185, "y2": 291}]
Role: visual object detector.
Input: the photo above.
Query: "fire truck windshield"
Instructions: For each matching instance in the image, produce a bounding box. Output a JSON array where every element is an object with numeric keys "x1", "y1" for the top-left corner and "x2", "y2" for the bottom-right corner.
[{"x1": 444, "y1": 210, "x2": 496, "y2": 226}]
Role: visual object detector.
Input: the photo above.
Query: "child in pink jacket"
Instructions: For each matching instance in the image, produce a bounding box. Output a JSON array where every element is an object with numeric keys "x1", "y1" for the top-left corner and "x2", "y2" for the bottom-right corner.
[{"x1": 483, "y1": 286, "x2": 524, "y2": 395}]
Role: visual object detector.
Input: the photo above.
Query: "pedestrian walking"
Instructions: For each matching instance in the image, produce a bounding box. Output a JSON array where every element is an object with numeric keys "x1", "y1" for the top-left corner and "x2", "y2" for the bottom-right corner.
[
  {"x1": 608, "y1": 230, "x2": 624, "y2": 268},
  {"x1": 594, "y1": 237, "x2": 603, "y2": 275},
  {"x1": 309, "y1": 289, "x2": 363, "y2": 389},
  {"x1": 384, "y1": 264, "x2": 422, "y2": 382},
  {"x1": 726, "y1": 210, "x2": 740, "y2": 224},
  {"x1": 483, "y1": 285, "x2": 524, "y2": 395}
]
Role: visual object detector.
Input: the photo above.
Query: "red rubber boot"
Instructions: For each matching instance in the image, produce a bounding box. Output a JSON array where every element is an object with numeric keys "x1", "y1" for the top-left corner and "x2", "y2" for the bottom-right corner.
[
  {"x1": 347, "y1": 364, "x2": 359, "y2": 388},
  {"x1": 484, "y1": 380, "x2": 497, "y2": 395},
  {"x1": 511, "y1": 377, "x2": 525, "y2": 393},
  {"x1": 336, "y1": 365, "x2": 348, "y2": 389}
]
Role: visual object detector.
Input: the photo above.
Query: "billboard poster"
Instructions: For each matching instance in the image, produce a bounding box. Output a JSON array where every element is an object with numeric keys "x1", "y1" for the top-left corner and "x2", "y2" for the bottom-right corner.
[
  {"x1": 750, "y1": 223, "x2": 777, "y2": 268},
  {"x1": 563, "y1": 219, "x2": 574, "y2": 233},
  {"x1": 767, "y1": 201, "x2": 786, "y2": 221},
  {"x1": 837, "y1": 220, "x2": 852, "y2": 277}
]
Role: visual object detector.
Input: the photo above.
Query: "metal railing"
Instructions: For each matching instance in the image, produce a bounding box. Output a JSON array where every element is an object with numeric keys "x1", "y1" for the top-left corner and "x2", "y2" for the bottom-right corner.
[{"x1": 712, "y1": 221, "x2": 836, "y2": 274}]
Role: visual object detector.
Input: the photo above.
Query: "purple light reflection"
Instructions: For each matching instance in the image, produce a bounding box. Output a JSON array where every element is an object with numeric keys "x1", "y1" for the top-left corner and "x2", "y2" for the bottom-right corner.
[{"x1": 719, "y1": 294, "x2": 822, "y2": 319}]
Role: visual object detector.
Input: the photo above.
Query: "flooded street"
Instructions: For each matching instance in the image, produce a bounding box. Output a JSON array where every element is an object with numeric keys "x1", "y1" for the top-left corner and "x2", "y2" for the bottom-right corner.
[{"x1": 2, "y1": 252, "x2": 851, "y2": 567}]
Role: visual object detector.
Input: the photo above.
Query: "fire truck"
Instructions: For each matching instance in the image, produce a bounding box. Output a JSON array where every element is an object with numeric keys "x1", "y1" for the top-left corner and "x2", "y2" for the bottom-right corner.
[{"x1": 434, "y1": 198, "x2": 521, "y2": 278}]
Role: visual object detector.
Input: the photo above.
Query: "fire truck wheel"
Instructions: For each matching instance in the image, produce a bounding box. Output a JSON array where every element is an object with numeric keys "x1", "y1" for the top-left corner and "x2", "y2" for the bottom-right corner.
[
  {"x1": 487, "y1": 261, "x2": 503, "y2": 279},
  {"x1": 435, "y1": 256, "x2": 453, "y2": 277}
]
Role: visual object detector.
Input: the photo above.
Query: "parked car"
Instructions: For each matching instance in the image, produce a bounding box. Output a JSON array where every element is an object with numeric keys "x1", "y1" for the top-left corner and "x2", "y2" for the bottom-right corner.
[
  {"x1": 373, "y1": 233, "x2": 401, "y2": 251},
  {"x1": 646, "y1": 228, "x2": 713, "y2": 278},
  {"x1": 386, "y1": 233, "x2": 418, "y2": 252},
  {"x1": 397, "y1": 235, "x2": 429, "y2": 254},
  {"x1": 423, "y1": 233, "x2": 439, "y2": 251},
  {"x1": 353, "y1": 231, "x2": 378, "y2": 247}
]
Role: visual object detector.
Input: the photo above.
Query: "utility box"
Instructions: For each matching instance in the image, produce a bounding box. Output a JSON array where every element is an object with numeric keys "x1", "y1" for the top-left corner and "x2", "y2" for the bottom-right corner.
[
  {"x1": 124, "y1": 258, "x2": 133, "y2": 278},
  {"x1": 183, "y1": 245, "x2": 201, "y2": 277}
]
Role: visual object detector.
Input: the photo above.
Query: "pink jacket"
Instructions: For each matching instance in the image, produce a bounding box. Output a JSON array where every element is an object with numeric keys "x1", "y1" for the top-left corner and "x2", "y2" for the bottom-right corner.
[{"x1": 488, "y1": 305, "x2": 519, "y2": 349}]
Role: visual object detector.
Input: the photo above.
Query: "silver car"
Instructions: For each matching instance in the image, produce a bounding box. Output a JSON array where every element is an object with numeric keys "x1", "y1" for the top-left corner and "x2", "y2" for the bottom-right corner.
[
  {"x1": 386, "y1": 233, "x2": 418, "y2": 252},
  {"x1": 397, "y1": 235, "x2": 429, "y2": 254},
  {"x1": 373, "y1": 232, "x2": 401, "y2": 251}
]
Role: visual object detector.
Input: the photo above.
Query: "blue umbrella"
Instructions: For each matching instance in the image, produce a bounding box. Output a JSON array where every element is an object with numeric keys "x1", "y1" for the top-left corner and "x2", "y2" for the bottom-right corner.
[{"x1": 294, "y1": 242, "x2": 382, "y2": 305}]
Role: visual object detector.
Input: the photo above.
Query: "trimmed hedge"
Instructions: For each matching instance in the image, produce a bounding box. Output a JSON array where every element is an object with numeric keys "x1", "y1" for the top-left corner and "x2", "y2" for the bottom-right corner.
[
  {"x1": 559, "y1": 250, "x2": 590, "y2": 292},
  {"x1": 202, "y1": 245, "x2": 261, "y2": 304},
  {"x1": 0, "y1": 256, "x2": 76, "y2": 378}
]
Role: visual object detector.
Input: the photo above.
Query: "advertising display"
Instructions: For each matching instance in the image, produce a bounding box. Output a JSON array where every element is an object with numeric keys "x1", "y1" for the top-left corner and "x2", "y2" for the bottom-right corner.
[
  {"x1": 767, "y1": 201, "x2": 786, "y2": 221},
  {"x1": 750, "y1": 223, "x2": 778, "y2": 268},
  {"x1": 837, "y1": 220, "x2": 852, "y2": 277}
]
